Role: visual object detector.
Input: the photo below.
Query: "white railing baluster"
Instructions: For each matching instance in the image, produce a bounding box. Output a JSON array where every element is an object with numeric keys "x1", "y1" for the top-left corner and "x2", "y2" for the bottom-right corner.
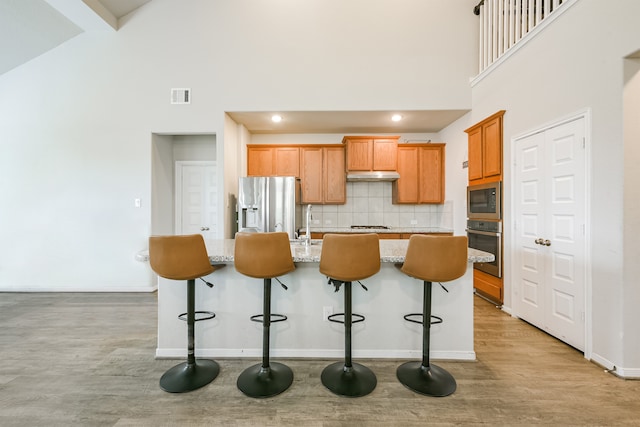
[
  {"x1": 497, "y1": 0, "x2": 504, "y2": 56},
  {"x1": 477, "y1": 0, "x2": 568, "y2": 73},
  {"x1": 515, "y1": 0, "x2": 522, "y2": 43}
]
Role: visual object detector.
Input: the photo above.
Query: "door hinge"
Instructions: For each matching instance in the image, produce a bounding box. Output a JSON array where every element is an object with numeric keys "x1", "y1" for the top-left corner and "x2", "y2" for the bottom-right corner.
[{"x1": 582, "y1": 137, "x2": 586, "y2": 149}]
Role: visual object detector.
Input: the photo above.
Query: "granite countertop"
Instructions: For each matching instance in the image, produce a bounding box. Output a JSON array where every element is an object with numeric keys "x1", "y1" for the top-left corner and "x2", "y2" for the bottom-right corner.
[
  {"x1": 305, "y1": 227, "x2": 453, "y2": 234},
  {"x1": 195, "y1": 239, "x2": 494, "y2": 264}
]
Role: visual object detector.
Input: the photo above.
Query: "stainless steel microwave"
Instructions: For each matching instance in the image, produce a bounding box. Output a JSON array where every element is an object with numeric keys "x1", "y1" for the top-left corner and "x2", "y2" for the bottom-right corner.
[{"x1": 467, "y1": 182, "x2": 501, "y2": 220}]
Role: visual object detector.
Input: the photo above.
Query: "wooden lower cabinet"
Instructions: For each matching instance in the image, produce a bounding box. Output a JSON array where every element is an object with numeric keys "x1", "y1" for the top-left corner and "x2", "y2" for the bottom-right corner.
[{"x1": 473, "y1": 269, "x2": 503, "y2": 304}]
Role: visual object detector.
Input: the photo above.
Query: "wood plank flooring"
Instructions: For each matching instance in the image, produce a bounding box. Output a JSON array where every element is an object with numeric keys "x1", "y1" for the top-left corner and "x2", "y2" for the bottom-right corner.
[{"x1": 0, "y1": 292, "x2": 638, "y2": 426}]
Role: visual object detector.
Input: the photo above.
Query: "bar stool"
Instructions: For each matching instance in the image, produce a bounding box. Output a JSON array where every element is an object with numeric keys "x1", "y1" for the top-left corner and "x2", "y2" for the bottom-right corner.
[
  {"x1": 148, "y1": 234, "x2": 222, "y2": 393},
  {"x1": 396, "y1": 235, "x2": 467, "y2": 397},
  {"x1": 234, "y1": 232, "x2": 295, "y2": 398},
  {"x1": 319, "y1": 233, "x2": 380, "y2": 397}
]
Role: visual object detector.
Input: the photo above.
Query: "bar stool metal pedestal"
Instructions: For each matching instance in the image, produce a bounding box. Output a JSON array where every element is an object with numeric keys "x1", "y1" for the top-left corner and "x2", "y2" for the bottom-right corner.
[
  {"x1": 234, "y1": 232, "x2": 295, "y2": 398},
  {"x1": 319, "y1": 233, "x2": 380, "y2": 397},
  {"x1": 396, "y1": 235, "x2": 467, "y2": 397},
  {"x1": 148, "y1": 234, "x2": 223, "y2": 393}
]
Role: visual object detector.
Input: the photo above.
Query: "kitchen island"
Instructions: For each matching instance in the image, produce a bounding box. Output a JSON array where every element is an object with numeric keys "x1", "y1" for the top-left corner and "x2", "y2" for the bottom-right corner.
[{"x1": 155, "y1": 239, "x2": 493, "y2": 361}]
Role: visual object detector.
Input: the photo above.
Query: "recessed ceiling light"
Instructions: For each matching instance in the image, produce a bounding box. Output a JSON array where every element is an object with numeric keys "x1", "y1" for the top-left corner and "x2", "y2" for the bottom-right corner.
[
  {"x1": 391, "y1": 114, "x2": 402, "y2": 122},
  {"x1": 271, "y1": 115, "x2": 282, "y2": 123}
]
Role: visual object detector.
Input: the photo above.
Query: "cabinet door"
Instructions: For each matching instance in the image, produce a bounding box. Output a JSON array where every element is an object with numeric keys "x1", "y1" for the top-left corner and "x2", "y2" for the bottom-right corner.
[
  {"x1": 300, "y1": 147, "x2": 323, "y2": 204},
  {"x1": 247, "y1": 147, "x2": 273, "y2": 176},
  {"x1": 324, "y1": 146, "x2": 346, "y2": 204},
  {"x1": 274, "y1": 147, "x2": 300, "y2": 177},
  {"x1": 467, "y1": 127, "x2": 483, "y2": 181},
  {"x1": 483, "y1": 116, "x2": 502, "y2": 179},
  {"x1": 372, "y1": 139, "x2": 398, "y2": 171},
  {"x1": 345, "y1": 139, "x2": 372, "y2": 171},
  {"x1": 418, "y1": 146, "x2": 444, "y2": 203},
  {"x1": 393, "y1": 146, "x2": 419, "y2": 203}
]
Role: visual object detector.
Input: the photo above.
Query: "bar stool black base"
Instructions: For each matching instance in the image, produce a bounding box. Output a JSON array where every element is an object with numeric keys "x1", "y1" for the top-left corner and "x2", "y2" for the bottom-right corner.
[
  {"x1": 159, "y1": 359, "x2": 220, "y2": 393},
  {"x1": 321, "y1": 362, "x2": 377, "y2": 397},
  {"x1": 237, "y1": 362, "x2": 293, "y2": 398},
  {"x1": 396, "y1": 361, "x2": 456, "y2": 397}
]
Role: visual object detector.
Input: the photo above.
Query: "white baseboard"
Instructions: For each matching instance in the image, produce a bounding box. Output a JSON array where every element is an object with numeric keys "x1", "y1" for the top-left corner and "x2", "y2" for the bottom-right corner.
[
  {"x1": 155, "y1": 347, "x2": 476, "y2": 361},
  {"x1": 590, "y1": 352, "x2": 616, "y2": 371},
  {"x1": 613, "y1": 366, "x2": 640, "y2": 379},
  {"x1": 590, "y1": 352, "x2": 640, "y2": 379}
]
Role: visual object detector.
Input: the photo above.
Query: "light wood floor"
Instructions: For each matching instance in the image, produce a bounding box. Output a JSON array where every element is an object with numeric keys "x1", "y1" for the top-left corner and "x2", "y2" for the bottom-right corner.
[{"x1": 0, "y1": 292, "x2": 638, "y2": 426}]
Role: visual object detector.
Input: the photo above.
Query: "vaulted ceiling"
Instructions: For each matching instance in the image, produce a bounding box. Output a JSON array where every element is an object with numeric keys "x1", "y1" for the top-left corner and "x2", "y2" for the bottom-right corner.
[{"x1": 0, "y1": 0, "x2": 153, "y2": 76}]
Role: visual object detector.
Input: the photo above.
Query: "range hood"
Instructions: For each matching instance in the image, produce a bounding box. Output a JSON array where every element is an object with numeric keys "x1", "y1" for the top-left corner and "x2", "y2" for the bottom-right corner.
[{"x1": 346, "y1": 171, "x2": 400, "y2": 182}]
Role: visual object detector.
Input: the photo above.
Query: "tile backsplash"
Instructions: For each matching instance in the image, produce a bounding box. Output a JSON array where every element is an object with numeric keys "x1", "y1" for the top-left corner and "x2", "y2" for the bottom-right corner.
[{"x1": 308, "y1": 181, "x2": 453, "y2": 229}]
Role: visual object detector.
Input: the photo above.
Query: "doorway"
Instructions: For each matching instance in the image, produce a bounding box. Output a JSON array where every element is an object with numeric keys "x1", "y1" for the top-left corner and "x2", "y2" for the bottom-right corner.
[
  {"x1": 511, "y1": 112, "x2": 589, "y2": 352},
  {"x1": 151, "y1": 133, "x2": 217, "y2": 237}
]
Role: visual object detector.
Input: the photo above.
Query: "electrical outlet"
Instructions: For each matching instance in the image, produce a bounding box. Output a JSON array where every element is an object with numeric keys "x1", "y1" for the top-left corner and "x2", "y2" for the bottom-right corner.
[{"x1": 323, "y1": 306, "x2": 333, "y2": 321}]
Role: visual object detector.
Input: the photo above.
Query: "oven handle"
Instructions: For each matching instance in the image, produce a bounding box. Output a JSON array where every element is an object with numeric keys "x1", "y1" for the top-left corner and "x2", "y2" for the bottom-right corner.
[{"x1": 466, "y1": 229, "x2": 501, "y2": 237}]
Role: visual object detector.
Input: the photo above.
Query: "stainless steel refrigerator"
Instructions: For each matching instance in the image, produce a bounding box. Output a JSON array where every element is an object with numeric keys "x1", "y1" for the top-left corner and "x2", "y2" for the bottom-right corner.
[{"x1": 237, "y1": 176, "x2": 301, "y2": 240}]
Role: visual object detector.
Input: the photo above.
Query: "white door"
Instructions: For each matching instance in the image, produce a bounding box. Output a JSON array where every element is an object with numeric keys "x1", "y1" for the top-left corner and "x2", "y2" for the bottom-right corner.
[
  {"x1": 175, "y1": 161, "x2": 217, "y2": 239},
  {"x1": 513, "y1": 117, "x2": 586, "y2": 351}
]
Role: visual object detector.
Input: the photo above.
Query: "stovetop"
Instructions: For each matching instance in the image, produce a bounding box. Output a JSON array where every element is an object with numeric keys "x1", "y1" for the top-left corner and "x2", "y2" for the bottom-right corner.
[{"x1": 350, "y1": 225, "x2": 391, "y2": 230}]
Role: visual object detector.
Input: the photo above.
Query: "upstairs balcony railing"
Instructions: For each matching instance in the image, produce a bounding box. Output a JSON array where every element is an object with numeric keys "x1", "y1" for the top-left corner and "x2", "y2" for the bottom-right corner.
[{"x1": 474, "y1": 0, "x2": 573, "y2": 77}]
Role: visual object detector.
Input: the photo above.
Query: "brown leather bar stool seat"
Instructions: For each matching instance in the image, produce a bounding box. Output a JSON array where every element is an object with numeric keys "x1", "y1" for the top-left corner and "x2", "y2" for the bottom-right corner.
[
  {"x1": 234, "y1": 232, "x2": 296, "y2": 398},
  {"x1": 148, "y1": 234, "x2": 222, "y2": 393},
  {"x1": 397, "y1": 235, "x2": 468, "y2": 397},
  {"x1": 319, "y1": 233, "x2": 380, "y2": 397}
]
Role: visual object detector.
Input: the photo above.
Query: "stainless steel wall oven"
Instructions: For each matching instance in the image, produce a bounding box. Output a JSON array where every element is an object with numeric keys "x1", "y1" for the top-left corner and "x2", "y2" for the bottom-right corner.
[{"x1": 466, "y1": 219, "x2": 502, "y2": 278}]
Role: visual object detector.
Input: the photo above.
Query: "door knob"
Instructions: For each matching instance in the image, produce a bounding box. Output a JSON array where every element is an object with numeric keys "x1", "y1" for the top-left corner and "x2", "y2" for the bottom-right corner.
[
  {"x1": 543, "y1": 239, "x2": 551, "y2": 246},
  {"x1": 200, "y1": 227, "x2": 210, "y2": 231},
  {"x1": 535, "y1": 238, "x2": 544, "y2": 245}
]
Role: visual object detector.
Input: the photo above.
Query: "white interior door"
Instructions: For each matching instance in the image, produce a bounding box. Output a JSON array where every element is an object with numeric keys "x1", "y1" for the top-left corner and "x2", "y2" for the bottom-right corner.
[
  {"x1": 513, "y1": 117, "x2": 586, "y2": 351},
  {"x1": 175, "y1": 161, "x2": 217, "y2": 239}
]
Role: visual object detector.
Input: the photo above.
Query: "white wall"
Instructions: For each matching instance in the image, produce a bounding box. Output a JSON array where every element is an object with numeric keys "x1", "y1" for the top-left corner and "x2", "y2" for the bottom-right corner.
[
  {"x1": 622, "y1": 54, "x2": 640, "y2": 374},
  {"x1": 469, "y1": 0, "x2": 640, "y2": 374},
  {"x1": 0, "y1": 0, "x2": 478, "y2": 291}
]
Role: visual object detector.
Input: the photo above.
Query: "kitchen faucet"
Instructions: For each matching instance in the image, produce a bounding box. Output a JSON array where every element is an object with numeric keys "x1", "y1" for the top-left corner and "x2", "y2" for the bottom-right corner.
[{"x1": 305, "y1": 204, "x2": 312, "y2": 246}]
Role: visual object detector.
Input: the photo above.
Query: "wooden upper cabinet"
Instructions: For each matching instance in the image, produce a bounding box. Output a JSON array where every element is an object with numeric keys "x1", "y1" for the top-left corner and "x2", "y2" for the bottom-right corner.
[
  {"x1": 300, "y1": 145, "x2": 345, "y2": 204},
  {"x1": 418, "y1": 145, "x2": 444, "y2": 203},
  {"x1": 323, "y1": 146, "x2": 346, "y2": 204},
  {"x1": 300, "y1": 147, "x2": 324, "y2": 203},
  {"x1": 247, "y1": 146, "x2": 274, "y2": 176},
  {"x1": 247, "y1": 145, "x2": 300, "y2": 177},
  {"x1": 274, "y1": 147, "x2": 300, "y2": 177},
  {"x1": 482, "y1": 117, "x2": 502, "y2": 178},
  {"x1": 372, "y1": 139, "x2": 399, "y2": 170},
  {"x1": 465, "y1": 111, "x2": 505, "y2": 184},
  {"x1": 343, "y1": 136, "x2": 399, "y2": 171},
  {"x1": 393, "y1": 146, "x2": 419, "y2": 203},
  {"x1": 393, "y1": 143, "x2": 445, "y2": 204},
  {"x1": 344, "y1": 138, "x2": 372, "y2": 171},
  {"x1": 467, "y1": 127, "x2": 483, "y2": 181}
]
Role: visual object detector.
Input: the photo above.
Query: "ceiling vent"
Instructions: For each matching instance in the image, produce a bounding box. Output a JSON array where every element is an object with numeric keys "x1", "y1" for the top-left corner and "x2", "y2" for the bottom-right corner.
[{"x1": 171, "y1": 88, "x2": 191, "y2": 104}]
